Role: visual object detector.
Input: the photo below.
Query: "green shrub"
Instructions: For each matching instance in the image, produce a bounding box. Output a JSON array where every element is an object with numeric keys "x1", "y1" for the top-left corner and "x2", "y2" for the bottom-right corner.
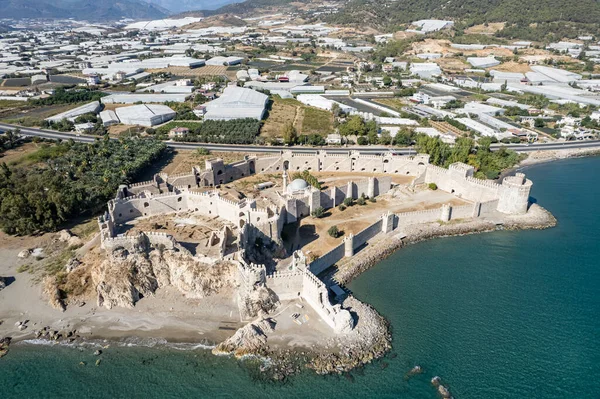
[
  {"x1": 357, "y1": 195, "x2": 366, "y2": 206},
  {"x1": 16, "y1": 264, "x2": 32, "y2": 273},
  {"x1": 328, "y1": 225, "x2": 340, "y2": 238},
  {"x1": 338, "y1": 204, "x2": 347, "y2": 211},
  {"x1": 429, "y1": 183, "x2": 438, "y2": 190},
  {"x1": 343, "y1": 197, "x2": 353, "y2": 207},
  {"x1": 311, "y1": 207, "x2": 325, "y2": 218}
]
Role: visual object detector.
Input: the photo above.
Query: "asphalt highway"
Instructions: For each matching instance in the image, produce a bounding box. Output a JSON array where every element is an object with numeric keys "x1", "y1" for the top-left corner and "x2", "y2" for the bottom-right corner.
[{"x1": 2, "y1": 122, "x2": 600, "y2": 155}]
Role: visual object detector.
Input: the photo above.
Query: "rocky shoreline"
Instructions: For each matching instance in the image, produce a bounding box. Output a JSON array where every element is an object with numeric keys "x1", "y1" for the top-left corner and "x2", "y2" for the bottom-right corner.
[
  {"x1": 335, "y1": 204, "x2": 557, "y2": 286},
  {"x1": 207, "y1": 295, "x2": 392, "y2": 379}
]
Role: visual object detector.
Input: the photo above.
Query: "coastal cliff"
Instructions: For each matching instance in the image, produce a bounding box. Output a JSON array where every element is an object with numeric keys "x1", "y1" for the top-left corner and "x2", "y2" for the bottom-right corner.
[{"x1": 89, "y1": 242, "x2": 237, "y2": 309}]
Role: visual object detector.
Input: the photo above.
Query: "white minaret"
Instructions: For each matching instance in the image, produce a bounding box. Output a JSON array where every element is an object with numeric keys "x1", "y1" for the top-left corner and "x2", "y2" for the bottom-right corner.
[{"x1": 282, "y1": 169, "x2": 289, "y2": 192}]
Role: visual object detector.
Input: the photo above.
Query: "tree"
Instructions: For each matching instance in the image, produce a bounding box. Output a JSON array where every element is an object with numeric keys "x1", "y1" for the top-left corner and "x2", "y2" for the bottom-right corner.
[
  {"x1": 282, "y1": 122, "x2": 297, "y2": 145},
  {"x1": 328, "y1": 225, "x2": 340, "y2": 238},
  {"x1": 379, "y1": 130, "x2": 392, "y2": 145},
  {"x1": 338, "y1": 115, "x2": 366, "y2": 137},
  {"x1": 331, "y1": 103, "x2": 342, "y2": 117},
  {"x1": 357, "y1": 195, "x2": 366, "y2": 205},
  {"x1": 343, "y1": 197, "x2": 353, "y2": 207},
  {"x1": 311, "y1": 206, "x2": 325, "y2": 218},
  {"x1": 534, "y1": 118, "x2": 546, "y2": 128},
  {"x1": 367, "y1": 129, "x2": 379, "y2": 145},
  {"x1": 394, "y1": 129, "x2": 414, "y2": 146}
]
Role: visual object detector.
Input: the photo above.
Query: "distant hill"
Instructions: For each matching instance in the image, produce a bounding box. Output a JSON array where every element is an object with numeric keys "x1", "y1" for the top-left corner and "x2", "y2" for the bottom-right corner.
[
  {"x1": 327, "y1": 0, "x2": 600, "y2": 28},
  {"x1": 145, "y1": 0, "x2": 243, "y2": 13},
  {"x1": 0, "y1": 0, "x2": 169, "y2": 21},
  {"x1": 191, "y1": 0, "x2": 600, "y2": 40},
  {"x1": 174, "y1": 0, "x2": 307, "y2": 18}
]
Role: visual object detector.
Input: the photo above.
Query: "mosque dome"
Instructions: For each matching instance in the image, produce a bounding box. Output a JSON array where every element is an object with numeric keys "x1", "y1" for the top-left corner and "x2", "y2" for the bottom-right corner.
[{"x1": 287, "y1": 178, "x2": 309, "y2": 193}]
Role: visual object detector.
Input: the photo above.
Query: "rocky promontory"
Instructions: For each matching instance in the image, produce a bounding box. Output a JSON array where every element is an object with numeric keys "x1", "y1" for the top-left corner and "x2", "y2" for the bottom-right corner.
[{"x1": 308, "y1": 296, "x2": 392, "y2": 374}]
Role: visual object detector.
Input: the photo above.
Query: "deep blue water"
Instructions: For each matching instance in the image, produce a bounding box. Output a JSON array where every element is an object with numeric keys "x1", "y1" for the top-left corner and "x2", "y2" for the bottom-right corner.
[{"x1": 1, "y1": 157, "x2": 599, "y2": 398}]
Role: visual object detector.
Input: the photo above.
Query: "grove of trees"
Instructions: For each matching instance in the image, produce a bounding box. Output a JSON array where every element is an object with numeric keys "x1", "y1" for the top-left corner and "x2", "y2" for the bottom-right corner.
[
  {"x1": 415, "y1": 135, "x2": 524, "y2": 179},
  {"x1": 29, "y1": 87, "x2": 107, "y2": 106},
  {"x1": 0, "y1": 137, "x2": 166, "y2": 235},
  {"x1": 159, "y1": 119, "x2": 262, "y2": 145}
]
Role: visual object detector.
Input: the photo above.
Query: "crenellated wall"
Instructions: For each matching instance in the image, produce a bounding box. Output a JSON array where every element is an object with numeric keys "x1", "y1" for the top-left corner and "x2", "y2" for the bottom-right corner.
[
  {"x1": 254, "y1": 150, "x2": 429, "y2": 176},
  {"x1": 425, "y1": 163, "x2": 500, "y2": 203}
]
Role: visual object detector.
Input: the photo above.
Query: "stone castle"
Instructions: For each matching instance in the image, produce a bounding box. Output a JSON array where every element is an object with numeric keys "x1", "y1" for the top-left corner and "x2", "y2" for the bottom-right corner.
[{"x1": 98, "y1": 150, "x2": 533, "y2": 334}]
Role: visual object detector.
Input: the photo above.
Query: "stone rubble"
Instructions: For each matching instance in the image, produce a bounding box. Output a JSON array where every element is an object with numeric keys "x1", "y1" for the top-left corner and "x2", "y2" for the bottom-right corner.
[{"x1": 212, "y1": 318, "x2": 276, "y2": 358}]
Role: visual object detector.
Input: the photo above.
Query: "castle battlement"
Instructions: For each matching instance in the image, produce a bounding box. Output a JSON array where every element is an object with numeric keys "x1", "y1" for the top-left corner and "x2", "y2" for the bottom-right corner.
[
  {"x1": 169, "y1": 171, "x2": 196, "y2": 179},
  {"x1": 129, "y1": 180, "x2": 156, "y2": 188},
  {"x1": 396, "y1": 208, "x2": 440, "y2": 217},
  {"x1": 465, "y1": 176, "x2": 501, "y2": 190}
]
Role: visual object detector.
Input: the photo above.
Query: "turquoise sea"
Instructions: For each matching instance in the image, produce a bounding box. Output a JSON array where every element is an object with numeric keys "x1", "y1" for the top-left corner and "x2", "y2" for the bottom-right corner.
[{"x1": 2, "y1": 157, "x2": 599, "y2": 398}]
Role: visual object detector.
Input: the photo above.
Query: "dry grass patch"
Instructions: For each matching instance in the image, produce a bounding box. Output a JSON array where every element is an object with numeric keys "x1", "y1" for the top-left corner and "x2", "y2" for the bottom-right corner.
[
  {"x1": 0, "y1": 142, "x2": 43, "y2": 165},
  {"x1": 491, "y1": 61, "x2": 532, "y2": 73},
  {"x1": 159, "y1": 150, "x2": 252, "y2": 176},
  {"x1": 301, "y1": 106, "x2": 333, "y2": 136},
  {"x1": 465, "y1": 22, "x2": 506, "y2": 35},
  {"x1": 436, "y1": 57, "x2": 470, "y2": 73},
  {"x1": 373, "y1": 98, "x2": 408, "y2": 112},
  {"x1": 146, "y1": 66, "x2": 228, "y2": 77},
  {"x1": 261, "y1": 97, "x2": 301, "y2": 139},
  {"x1": 261, "y1": 97, "x2": 334, "y2": 138}
]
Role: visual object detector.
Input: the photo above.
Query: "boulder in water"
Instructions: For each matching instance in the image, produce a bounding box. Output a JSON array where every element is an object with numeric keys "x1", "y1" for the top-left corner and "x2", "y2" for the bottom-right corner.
[
  {"x1": 438, "y1": 385, "x2": 452, "y2": 398},
  {"x1": 0, "y1": 337, "x2": 11, "y2": 358},
  {"x1": 408, "y1": 365, "x2": 422, "y2": 375}
]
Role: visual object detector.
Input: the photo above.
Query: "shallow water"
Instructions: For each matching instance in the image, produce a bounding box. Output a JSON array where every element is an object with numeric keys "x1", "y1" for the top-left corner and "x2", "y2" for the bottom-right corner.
[{"x1": 2, "y1": 157, "x2": 600, "y2": 398}]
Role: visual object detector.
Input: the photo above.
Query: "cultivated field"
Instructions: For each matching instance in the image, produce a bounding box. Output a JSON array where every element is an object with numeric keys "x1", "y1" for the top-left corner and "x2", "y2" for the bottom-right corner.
[
  {"x1": 261, "y1": 97, "x2": 334, "y2": 139},
  {"x1": 147, "y1": 65, "x2": 229, "y2": 78}
]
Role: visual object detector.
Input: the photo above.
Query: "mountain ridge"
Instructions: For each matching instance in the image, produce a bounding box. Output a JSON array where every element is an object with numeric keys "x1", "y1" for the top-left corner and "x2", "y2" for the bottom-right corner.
[
  {"x1": 145, "y1": 0, "x2": 243, "y2": 13},
  {"x1": 0, "y1": 0, "x2": 169, "y2": 21},
  {"x1": 180, "y1": 0, "x2": 600, "y2": 37}
]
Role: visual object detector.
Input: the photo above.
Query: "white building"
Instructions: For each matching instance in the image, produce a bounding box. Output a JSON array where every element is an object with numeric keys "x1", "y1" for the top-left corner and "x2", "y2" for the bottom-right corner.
[
  {"x1": 409, "y1": 20, "x2": 454, "y2": 34},
  {"x1": 99, "y1": 110, "x2": 119, "y2": 127},
  {"x1": 86, "y1": 74, "x2": 100, "y2": 85},
  {"x1": 296, "y1": 94, "x2": 355, "y2": 113},
  {"x1": 101, "y1": 94, "x2": 188, "y2": 104},
  {"x1": 467, "y1": 56, "x2": 501, "y2": 69},
  {"x1": 115, "y1": 104, "x2": 176, "y2": 127},
  {"x1": 46, "y1": 101, "x2": 102, "y2": 123},
  {"x1": 410, "y1": 63, "x2": 442, "y2": 79},
  {"x1": 205, "y1": 56, "x2": 244, "y2": 66},
  {"x1": 203, "y1": 86, "x2": 268, "y2": 121}
]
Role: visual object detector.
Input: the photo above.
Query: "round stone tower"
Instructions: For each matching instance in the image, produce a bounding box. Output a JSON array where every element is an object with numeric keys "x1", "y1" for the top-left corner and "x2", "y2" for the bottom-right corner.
[{"x1": 497, "y1": 173, "x2": 533, "y2": 215}]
